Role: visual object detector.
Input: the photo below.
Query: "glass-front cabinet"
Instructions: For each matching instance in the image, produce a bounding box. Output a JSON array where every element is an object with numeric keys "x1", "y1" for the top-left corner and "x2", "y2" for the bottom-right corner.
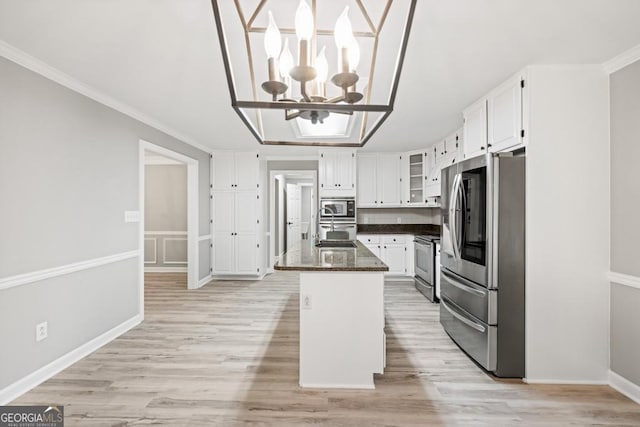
[{"x1": 401, "y1": 150, "x2": 433, "y2": 206}]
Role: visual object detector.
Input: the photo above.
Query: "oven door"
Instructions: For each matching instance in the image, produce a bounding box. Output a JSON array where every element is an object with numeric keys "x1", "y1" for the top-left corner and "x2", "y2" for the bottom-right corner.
[{"x1": 441, "y1": 156, "x2": 489, "y2": 287}]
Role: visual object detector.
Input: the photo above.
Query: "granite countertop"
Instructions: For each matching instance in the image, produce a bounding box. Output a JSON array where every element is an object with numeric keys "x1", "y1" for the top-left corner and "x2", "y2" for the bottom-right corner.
[
  {"x1": 274, "y1": 240, "x2": 389, "y2": 272},
  {"x1": 357, "y1": 224, "x2": 441, "y2": 237}
]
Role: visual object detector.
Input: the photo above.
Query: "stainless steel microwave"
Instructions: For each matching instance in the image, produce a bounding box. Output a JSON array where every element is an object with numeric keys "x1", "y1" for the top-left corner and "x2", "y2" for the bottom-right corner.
[{"x1": 320, "y1": 198, "x2": 355, "y2": 221}]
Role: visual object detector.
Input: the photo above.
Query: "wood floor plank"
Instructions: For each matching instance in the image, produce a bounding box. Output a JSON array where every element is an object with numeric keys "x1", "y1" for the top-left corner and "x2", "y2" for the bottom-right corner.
[{"x1": 11, "y1": 271, "x2": 640, "y2": 426}]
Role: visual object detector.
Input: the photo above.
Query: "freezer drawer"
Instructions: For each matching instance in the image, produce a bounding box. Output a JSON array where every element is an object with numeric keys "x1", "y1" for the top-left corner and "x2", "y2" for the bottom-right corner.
[
  {"x1": 440, "y1": 268, "x2": 497, "y2": 325},
  {"x1": 440, "y1": 297, "x2": 497, "y2": 372}
]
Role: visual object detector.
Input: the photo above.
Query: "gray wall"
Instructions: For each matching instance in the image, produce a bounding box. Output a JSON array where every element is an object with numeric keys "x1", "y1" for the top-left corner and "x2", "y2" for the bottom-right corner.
[
  {"x1": 0, "y1": 57, "x2": 211, "y2": 391},
  {"x1": 609, "y1": 59, "x2": 640, "y2": 386}
]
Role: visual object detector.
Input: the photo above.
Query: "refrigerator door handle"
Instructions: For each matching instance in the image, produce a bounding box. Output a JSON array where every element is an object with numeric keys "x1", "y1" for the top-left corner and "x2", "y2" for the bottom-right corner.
[
  {"x1": 441, "y1": 299, "x2": 486, "y2": 333},
  {"x1": 449, "y1": 174, "x2": 462, "y2": 260}
]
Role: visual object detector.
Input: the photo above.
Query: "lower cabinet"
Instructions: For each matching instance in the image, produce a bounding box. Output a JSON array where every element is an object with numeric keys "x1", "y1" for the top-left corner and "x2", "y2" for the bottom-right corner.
[{"x1": 358, "y1": 234, "x2": 410, "y2": 276}]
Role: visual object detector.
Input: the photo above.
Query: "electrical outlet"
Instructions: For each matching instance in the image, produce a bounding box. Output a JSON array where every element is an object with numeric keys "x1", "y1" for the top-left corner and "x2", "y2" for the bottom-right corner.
[
  {"x1": 124, "y1": 211, "x2": 140, "y2": 223},
  {"x1": 397, "y1": 217, "x2": 402, "y2": 224},
  {"x1": 302, "y1": 294, "x2": 312, "y2": 310},
  {"x1": 36, "y1": 321, "x2": 48, "y2": 342}
]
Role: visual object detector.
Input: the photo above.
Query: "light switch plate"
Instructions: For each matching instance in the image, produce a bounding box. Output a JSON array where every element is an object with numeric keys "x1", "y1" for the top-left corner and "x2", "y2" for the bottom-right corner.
[{"x1": 124, "y1": 211, "x2": 140, "y2": 223}]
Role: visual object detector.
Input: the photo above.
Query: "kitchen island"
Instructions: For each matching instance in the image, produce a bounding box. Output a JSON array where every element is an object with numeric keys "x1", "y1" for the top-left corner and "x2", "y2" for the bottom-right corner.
[{"x1": 275, "y1": 240, "x2": 389, "y2": 389}]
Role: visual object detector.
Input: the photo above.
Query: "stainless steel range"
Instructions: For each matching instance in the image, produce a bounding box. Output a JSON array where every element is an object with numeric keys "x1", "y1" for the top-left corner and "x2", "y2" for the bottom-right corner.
[{"x1": 414, "y1": 235, "x2": 439, "y2": 302}]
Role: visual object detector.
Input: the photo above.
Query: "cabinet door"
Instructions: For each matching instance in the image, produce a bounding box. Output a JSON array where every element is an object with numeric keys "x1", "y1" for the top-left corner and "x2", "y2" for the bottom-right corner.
[
  {"x1": 319, "y1": 151, "x2": 336, "y2": 190},
  {"x1": 235, "y1": 191, "x2": 258, "y2": 234},
  {"x1": 337, "y1": 151, "x2": 355, "y2": 190},
  {"x1": 383, "y1": 244, "x2": 406, "y2": 275},
  {"x1": 235, "y1": 152, "x2": 259, "y2": 190},
  {"x1": 235, "y1": 234, "x2": 258, "y2": 274},
  {"x1": 376, "y1": 154, "x2": 401, "y2": 206},
  {"x1": 213, "y1": 152, "x2": 236, "y2": 190},
  {"x1": 463, "y1": 99, "x2": 488, "y2": 160},
  {"x1": 213, "y1": 191, "x2": 235, "y2": 273},
  {"x1": 488, "y1": 75, "x2": 522, "y2": 153},
  {"x1": 365, "y1": 243, "x2": 381, "y2": 258},
  {"x1": 357, "y1": 155, "x2": 378, "y2": 207},
  {"x1": 434, "y1": 140, "x2": 447, "y2": 164}
]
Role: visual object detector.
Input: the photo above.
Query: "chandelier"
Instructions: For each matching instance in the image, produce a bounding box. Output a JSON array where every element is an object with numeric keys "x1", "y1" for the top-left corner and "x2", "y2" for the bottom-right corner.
[{"x1": 211, "y1": 0, "x2": 417, "y2": 147}]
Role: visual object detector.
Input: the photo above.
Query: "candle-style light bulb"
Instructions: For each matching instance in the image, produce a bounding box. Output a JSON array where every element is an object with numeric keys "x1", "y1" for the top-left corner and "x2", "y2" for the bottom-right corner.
[
  {"x1": 295, "y1": 0, "x2": 314, "y2": 41},
  {"x1": 348, "y1": 37, "x2": 360, "y2": 72},
  {"x1": 279, "y1": 38, "x2": 294, "y2": 78},
  {"x1": 264, "y1": 11, "x2": 282, "y2": 59},
  {"x1": 334, "y1": 6, "x2": 354, "y2": 73},
  {"x1": 334, "y1": 6, "x2": 353, "y2": 48},
  {"x1": 316, "y1": 46, "x2": 329, "y2": 82}
]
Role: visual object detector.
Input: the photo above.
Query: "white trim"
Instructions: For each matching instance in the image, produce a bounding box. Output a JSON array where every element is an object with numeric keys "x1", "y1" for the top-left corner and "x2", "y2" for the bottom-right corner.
[
  {"x1": 162, "y1": 237, "x2": 188, "y2": 265},
  {"x1": 145, "y1": 231, "x2": 187, "y2": 236},
  {"x1": 198, "y1": 234, "x2": 212, "y2": 242},
  {"x1": 198, "y1": 275, "x2": 213, "y2": 287},
  {"x1": 265, "y1": 155, "x2": 319, "y2": 161},
  {"x1": 609, "y1": 271, "x2": 640, "y2": 290},
  {"x1": 0, "y1": 314, "x2": 141, "y2": 405},
  {"x1": 0, "y1": 250, "x2": 139, "y2": 291},
  {"x1": 212, "y1": 274, "x2": 264, "y2": 281},
  {"x1": 0, "y1": 41, "x2": 212, "y2": 155},
  {"x1": 299, "y1": 382, "x2": 375, "y2": 390},
  {"x1": 604, "y1": 43, "x2": 640, "y2": 74},
  {"x1": 609, "y1": 370, "x2": 640, "y2": 405},
  {"x1": 144, "y1": 267, "x2": 188, "y2": 273},
  {"x1": 143, "y1": 238, "x2": 157, "y2": 264},
  {"x1": 523, "y1": 378, "x2": 608, "y2": 385}
]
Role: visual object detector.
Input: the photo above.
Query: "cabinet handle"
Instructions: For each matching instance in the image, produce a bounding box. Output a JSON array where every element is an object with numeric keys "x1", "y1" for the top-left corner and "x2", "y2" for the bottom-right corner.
[
  {"x1": 378, "y1": 246, "x2": 381, "y2": 249},
  {"x1": 384, "y1": 246, "x2": 387, "y2": 249},
  {"x1": 393, "y1": 239, "x2": 396, "y2": 242}
]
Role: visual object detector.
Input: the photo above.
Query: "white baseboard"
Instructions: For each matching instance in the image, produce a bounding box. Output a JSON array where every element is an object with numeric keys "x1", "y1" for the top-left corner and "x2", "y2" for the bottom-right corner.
[
  {"x1": 144, "y1": 267, "x2": 187, "y2": 273},
  {"x1": 609, "y1": 370, "x2": 640, "y2": 405},
  {"x1": 523, "y1": 378, "x2": 608, "y2": 385},
  {"x1": 198, "y1": 275, "x2": 212, "y2": 288},
  {"x1": 211, "y1": 274, "x2": 262, "y2": 281},
  {"x1": 0, "y1": 314, "x2": 142, "y2": 405},
  {"x1": 299, "y1": 382, "x2": 375, "y2": 390}
]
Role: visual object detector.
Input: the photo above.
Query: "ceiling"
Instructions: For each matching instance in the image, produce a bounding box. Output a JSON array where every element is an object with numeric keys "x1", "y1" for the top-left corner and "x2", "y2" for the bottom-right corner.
[{"x1": 1, "y1": 0, "x2": 639, "y2": 155}]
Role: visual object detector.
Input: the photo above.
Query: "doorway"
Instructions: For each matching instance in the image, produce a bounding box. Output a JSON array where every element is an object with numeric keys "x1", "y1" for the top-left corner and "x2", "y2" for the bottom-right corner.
[
  {"x1": 270, "y1": 171, "x2": 317, "y2": 267},
  {"x1": 139, "y1": 141, "x2": 199, "y2": 316}
]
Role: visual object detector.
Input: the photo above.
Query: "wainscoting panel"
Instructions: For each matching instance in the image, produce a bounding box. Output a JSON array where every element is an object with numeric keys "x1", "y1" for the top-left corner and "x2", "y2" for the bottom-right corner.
[{"x1": 144, "y1": 232, "x2": 187, "y2": 272}]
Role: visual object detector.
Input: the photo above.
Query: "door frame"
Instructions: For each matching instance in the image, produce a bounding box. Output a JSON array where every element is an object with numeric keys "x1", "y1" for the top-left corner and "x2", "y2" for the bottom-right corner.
[
  {"x1": 139, "y1": 140, "x2": 200, "y2": 316},
  {"x1": 269, "y1": 170, "x2": 317, "y2": 271}
]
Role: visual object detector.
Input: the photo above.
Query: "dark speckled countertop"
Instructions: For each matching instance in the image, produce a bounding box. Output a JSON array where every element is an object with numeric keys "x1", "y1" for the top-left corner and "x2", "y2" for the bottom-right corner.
[
  {"x1": 274, "y1": 240, "x2": 389, "y2": 272},
  {"x1": 357, "y1": 224, "x2": 441, "y2": 237}
]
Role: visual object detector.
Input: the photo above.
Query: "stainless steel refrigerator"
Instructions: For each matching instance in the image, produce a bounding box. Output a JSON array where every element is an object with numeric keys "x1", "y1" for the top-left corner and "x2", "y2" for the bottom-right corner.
[{"x1": 440, "y1": 153, "x2": 525, "y2": 378}]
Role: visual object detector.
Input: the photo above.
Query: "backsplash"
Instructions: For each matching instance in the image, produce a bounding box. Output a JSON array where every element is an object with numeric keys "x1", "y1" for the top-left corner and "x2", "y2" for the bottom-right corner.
[{"x1": 357, "y1": 208, "x2": 441, "y2": 225}]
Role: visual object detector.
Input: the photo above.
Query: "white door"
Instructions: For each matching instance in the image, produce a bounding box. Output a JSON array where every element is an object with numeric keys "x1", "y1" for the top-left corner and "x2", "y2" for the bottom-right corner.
[
  {"x1": 213, "y1": 191, "x2": 235, "y2": 273},
  {"x1": 377, "y1": 154, "x2": 401, "y2": 206},
  {"x1": 319, "y1": 151, "x2": 336, "y2": 190},
  {"x1": 213, "y1": 152, "x2": 235, "y2": 191},
  {"x1": 488, "y1": 75, "x2": 523, "y2": 153},
  {"x1": 235, "y1": 152, "x2": 259, "y2": 190},
  {"x1": 384, "y1": 244, "x2": 406, "y2": 275},
  {"x1": 286, "y1": 183, "x2": 301, "y2": 249},
  {"x1": 463, "y1": 98, "x2": 488, "y2": 160},
  {"x1": 357, "y1": 155, "x2": 378, "y2": 207},
  {"x1": 235, "y1": 191, "x2": 258, "y2": 274},
  {"x1": 235, "y1": 234, "x2": 257, "y2": 274}
]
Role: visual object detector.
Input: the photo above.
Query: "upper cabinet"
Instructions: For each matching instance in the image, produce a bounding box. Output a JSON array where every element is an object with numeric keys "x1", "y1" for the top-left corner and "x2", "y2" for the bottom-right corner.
[
  {"x1": 401, "y1": 151, "x2": 429, "y2": 206},
  {"x1": 213, "y1": 151, "x2": 260, "y2": 191},
  {"x1": 463, "y1": 98, "x2": 488, "y2": 160},
  {"x1": 487, "y1": 73, "x2": 526, "y2": 153},
  {"x1": 425, "y1": 128, "x2": 462, "y2": 201},
  {"x1": 463, "y1": 70, "x2": 528, "y2": 160},
  {"x1": 319, "y1": 149, "x2": 356, "y2": 197},
  {"x1": 357, "y1": 153, "x2": 402, "y2": 207}
]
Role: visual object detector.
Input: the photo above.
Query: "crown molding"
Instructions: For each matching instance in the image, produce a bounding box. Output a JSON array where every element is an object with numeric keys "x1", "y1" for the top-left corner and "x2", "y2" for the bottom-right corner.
[
  {"x1": 603, "y1": 43, "x2": 640, "y2": 74},
  {"x1": 0, "y1": 40, "x2": 213, "y2": 154}
]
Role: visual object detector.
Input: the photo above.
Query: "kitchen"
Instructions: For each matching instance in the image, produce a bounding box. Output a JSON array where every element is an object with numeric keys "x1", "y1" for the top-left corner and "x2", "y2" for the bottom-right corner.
[{"x1": 2, "y1": 1, "x2": 640, "y2": 425}]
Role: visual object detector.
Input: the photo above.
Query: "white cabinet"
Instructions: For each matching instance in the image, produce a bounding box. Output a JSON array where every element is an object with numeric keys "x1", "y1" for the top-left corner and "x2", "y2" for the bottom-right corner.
[
  {"x1": 488, "y1": 73, "x2": 525, "y2": 153},
  {"x1": 213, "y1": 151, "x2": 259, "y2": 191},
  {"x1": 356, "y1": 154, "x2": 402, "y2": 207},
  {"x1": 358, "y1": 234, "x2": 409, "y2": 276},
  {"x1": 212, "y1": 151, "x2": 264, "y2": 277},
  {"x1": 356, "y1": 154, "x2": 378, "y2": 207},
  {"x1": 424, "y1": 128, "x2": 462, "y2": 201},
  {"x1": 401, "y1": 151, "x2": 429, "y2": 206},
  {"x1": 463, "y1": 98, "x2": 488, "y2": 160},
  {"x1": 319, "y1": 149, "x2": 356, "y2": 196}
]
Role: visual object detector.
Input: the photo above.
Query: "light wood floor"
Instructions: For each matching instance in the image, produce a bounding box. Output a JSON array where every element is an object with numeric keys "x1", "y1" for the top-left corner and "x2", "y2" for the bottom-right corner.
[{"x1": 13, "y1": 272, "x2": 640, "y2": 426}]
